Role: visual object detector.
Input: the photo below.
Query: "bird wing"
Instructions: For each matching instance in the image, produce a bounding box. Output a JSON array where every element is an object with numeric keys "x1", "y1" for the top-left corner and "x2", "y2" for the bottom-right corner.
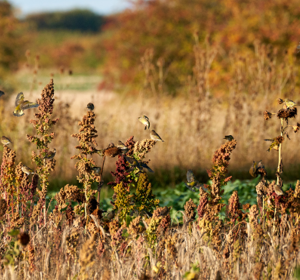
[
  {"x1": 22, "y1": 101, "x2": 39, "y2": 110},
  {"x1": 184, "y1": 182, "x2": 197, "y2": 192},
  {"x1": 125, "y1": 156, "x2": 137, "y2": 165},
  {"x1": 15, "y1": 92, "x2": 24, "y2": 106},
  {"x1": 13, "y1": 105, "x2": 24, "y2": 117},
  {"x1": 141, "y1": 162, "x2": 154, "y2": 173},
  {"x1": 186, "y1": 170, "x2": 195, "y2": 183}
]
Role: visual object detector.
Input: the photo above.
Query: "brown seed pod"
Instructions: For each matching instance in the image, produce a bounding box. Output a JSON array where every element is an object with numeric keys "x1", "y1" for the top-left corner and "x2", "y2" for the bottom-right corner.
[{"x1": 18, "y1": 232, "x2": 30, "y2": 246}]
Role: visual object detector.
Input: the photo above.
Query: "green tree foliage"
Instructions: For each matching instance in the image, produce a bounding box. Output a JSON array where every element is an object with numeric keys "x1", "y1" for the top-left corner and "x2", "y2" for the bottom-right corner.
[
  {"x1": 102, "y1": 0, "x2": 300, "y2": 93},
  {"x1": 25, "y1": 9, "x2": 105, "y2": 32}
]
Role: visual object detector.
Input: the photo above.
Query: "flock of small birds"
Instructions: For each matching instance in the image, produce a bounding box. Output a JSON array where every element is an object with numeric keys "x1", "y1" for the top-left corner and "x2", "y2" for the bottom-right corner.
[{"x1": 0, "y1": 90, "x2": 291, "y2": 197}]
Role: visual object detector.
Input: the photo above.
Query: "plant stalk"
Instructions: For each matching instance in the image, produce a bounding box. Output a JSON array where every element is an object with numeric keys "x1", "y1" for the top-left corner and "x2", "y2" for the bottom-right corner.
[
  {"x1": 98, "y1": 156, "x2": 106, "y2": 206},
  {"x1": 277, "y1": 118, "x2": 284, "y2": 185}
]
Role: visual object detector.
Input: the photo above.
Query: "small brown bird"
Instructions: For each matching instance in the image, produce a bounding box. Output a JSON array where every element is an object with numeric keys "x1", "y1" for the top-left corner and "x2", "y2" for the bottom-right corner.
[
  {"x1": 87, "y1": 103, "x2": 94, "y2": 111},
  {"x1": 274, "y1": 184, "x2": 284, "y2": 196},
  {"x1": 150, "y1": 130, "x2": 164, "y2": 142},
  {"x1": 104, "y1": 146, "x2": 122, "y2": 157},
  {"x1": 21, "y1": 165, "x2": 35, "y2": 175},
  {"x1": 1, "y1": 136, "x2": 11, "y2": 146},
  {"x1": 43, "y1": 149, "x2": 56, "y2": 160},
  {"x1": 224, "y1": 135, "x2": 234, "y2": 141}
]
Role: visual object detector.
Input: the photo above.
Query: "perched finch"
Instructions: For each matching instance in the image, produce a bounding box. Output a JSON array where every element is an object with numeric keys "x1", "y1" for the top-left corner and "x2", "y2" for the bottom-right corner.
[
  {"x1": 1, "y1": 136, "x2": 11, "y2": 146},
  {"x1": 274, "y1": 184, "x2": 284, "y2": 196},
  {"x1": 150, "y1": 130, "x2": 164, "y2": 142},
  {"x1": 224, "y1": 135, "x2": 234, "y2": 141},
  {"x1": 138, "y1": 115, "x2": 150, "y2": 130},
  {"x1": 125, "y1": 156, "x2": 154, "y2": 173},
  {"x1": 21, "y1": 165, "x2": 35, "y2": 175},
  {"x1": 13, "y1": 92, "x2": 39, "y2": 117},
  {"x1": 117, "y1": 141, "x2": 128, "y2": 153},
  {"x1": 44, "y1": 149, "x2": 56, "y2": 160},
  {"x1": 0, "y1": 91, "x2": 4, "y2": 97},
  {"x1": 249, "y1": 160, "x2": 264, "y2": 178},
  {"x1": 92, "y1": 167, "x2": 101, "y2": 174},
  {"x1": 87, "y1": 103, "x2": 94, "y2": 111},
  {"x1": 184, "y1": 170, "x2": 205, "y2": 192},
  {"x1": 284, "y1": 99, "x2": 297, "y2": 108}
]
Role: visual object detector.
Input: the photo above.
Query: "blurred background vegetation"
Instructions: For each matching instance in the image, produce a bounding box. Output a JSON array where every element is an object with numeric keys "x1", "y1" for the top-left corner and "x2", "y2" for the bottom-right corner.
[{"x1": 1, "y1": 0, "x2": 300, "y2": 207}]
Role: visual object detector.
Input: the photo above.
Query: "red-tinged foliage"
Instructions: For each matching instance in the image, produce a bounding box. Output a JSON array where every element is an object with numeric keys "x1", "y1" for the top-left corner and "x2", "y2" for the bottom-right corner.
[{"x1": 102, "y1": 0, "x2": 300, "y2": 93}]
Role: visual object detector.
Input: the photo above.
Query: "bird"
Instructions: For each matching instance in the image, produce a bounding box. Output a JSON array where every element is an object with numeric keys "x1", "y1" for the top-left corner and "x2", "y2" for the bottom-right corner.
[
  {"x1": 21, "y1": 165, "x2": 35, "y2": 175},
  {"x1": 249, "y1": 161, "x2": 264, "y2": 178},
  {"x1": 224, "y1": 135, "x2": 234, "y2": 141},
  {"x1": 43, "y1": 149, "x2": 56, "y2": 160},
  {"x1": 284, "y1": 99, "x2": 297, "y2": 109},
  {"x1": 150, "y1": 130, "x2": 164, "y2": 142},
  {"x1": 184, "y1": 170, "x2": 205, "y2": 192},
  {"x1": 274, "y1": 184, "x2": 284, "y2": 196},
  {"x1": 95, "y1": 149, "x2": 104, "y2": 156},
  {"x1": 104, "y1": 146, "x2": 122, "y2": 157},
  {"x1": 138, "y1": 115, "x2": 150, "y2": 130},
  {"x1": 13, "y1": 92, "x2": 39, "y2": 117},
  {"x1": 117, "y1": 141, "x2": 128, "y2": 153},
  {"x1": 265, "y1": 138, "x2": 280, "y2": 152},
  {"x1": 125, "y1": 156, "x2": 154, "y2": 173},
  {"x1": 1, "y1": 136, "x2": 12, "y2": 146},
  {"x1": 87, "y1": 103, "x2": 94, "y2": 111},
  {"x1": 140, "y1": 162, "x2": 154, "y2": 173},
  {"x1": 0, "y1": 91, "x2": 4, "y2": 97},
  {"x1": 92, "y1": 167, "x2": 101, "y2": 174}
]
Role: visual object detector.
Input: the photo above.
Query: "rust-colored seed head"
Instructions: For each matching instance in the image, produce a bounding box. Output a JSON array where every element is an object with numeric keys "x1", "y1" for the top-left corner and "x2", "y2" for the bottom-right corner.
[
  {"x1": 0, "y1": 199, "x2": 7, "y2": 217},
  {"x1": 18, "y1": 232, "x2": 30, "y2": 246}
]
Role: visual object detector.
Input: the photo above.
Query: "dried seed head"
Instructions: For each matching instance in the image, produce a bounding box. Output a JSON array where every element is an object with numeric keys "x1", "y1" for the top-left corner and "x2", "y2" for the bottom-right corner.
[
  {"x1": 264, "y1": 111, "x2": 272, "y2": 120},
  {"x1": 18, "y1": 232, "x2": 30, "y2": 246},
  {"x1": 277, "y1": 107, "x2": 297, "y2": 119},
  {"x1": 278, "y1": 98, "x2": 284, "y2": 104},
  {"x1": 0, "y1": 199, "x2": 7, "y2": 217}
]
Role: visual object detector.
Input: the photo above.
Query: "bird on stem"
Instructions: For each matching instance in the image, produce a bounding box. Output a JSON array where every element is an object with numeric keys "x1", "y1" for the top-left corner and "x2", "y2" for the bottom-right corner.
[
  {"x1": 44, "y1": 149, "x2": 56, "y2": 160},
  {"x1": 274, "y1": 184, "x2": 284, "y2": 196},
  {"x1": 117, "y1": 141, "x2": 128, "y2": 153},
  {"x1": 13, "y1": 92, "x2": 39, "y2": 117},
  {"x1": 1, "y1": 136, "x2": 12, "y2": 146},
  {"x1": 87, "y1": 103, "x2": 94, "y2": 111},
  {"x1": 138, "y1": 115, "x2": 150, "y2": 130},
  {"x1": 21, "y1": 165, "x2": 35, "y2": 175},
  {"x1": 224, "y1": 135, "x2": 234, "y2": 141},
  {"x1": 150, "y1": 130, "x2": 164, "y2": 142},
  {"x1": 284, "y1": 99, "x2": 297, "y2": 109},
  {"x1": 184, "y1": 170, "x2": 205, "y2": 192},
  {"x1": 125, "y1": 156, "x2": 154, "y2": 173}
]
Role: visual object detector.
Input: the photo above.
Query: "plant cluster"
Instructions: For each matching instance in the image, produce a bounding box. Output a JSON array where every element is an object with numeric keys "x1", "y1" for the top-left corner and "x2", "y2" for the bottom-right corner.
[{"x1": 1, "y1": 80, "x2": 300, "y2": 279}]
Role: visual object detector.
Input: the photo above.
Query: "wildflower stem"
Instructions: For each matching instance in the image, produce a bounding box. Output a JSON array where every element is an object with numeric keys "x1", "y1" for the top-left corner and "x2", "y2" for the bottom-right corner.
[
  {"x1": 277, "y1": 118, "x2": 284, "y2": 185},
  {"x1": 97, "y1": 156, "x2": 106, "y2": 206}
]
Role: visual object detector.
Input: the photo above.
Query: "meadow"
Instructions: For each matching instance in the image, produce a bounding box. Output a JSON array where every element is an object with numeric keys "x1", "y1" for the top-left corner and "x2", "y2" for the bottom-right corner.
[{"x1": 2, "y1": 0, "x2": 300, "y2": 279}]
